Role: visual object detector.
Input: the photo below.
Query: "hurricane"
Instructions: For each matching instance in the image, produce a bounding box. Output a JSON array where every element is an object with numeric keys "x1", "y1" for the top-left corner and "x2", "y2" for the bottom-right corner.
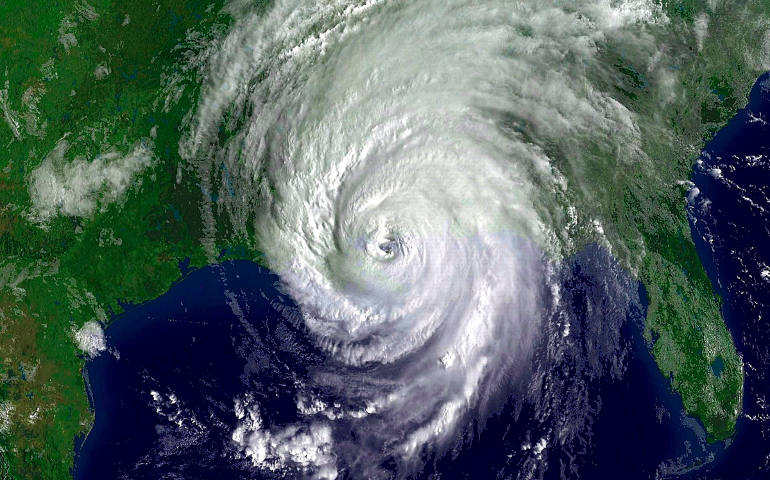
[{"x1": 178, "y1": 0, "x2": 664, "y2": 477}]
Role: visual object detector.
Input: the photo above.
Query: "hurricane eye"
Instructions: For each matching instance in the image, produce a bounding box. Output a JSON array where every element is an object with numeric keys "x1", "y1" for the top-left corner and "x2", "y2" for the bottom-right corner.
[
  {"x1": 379, "y1": 241, "x2": 394, "y2": 255},
  {"x1": 364, "y1": 226, "x2": 402, "y2": 260}
]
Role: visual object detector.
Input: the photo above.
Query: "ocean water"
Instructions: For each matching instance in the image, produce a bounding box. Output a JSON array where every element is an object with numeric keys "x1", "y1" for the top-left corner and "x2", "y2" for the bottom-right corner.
[
  {"x1": 74, "y1": 260, "x2": 336, "y2": 479},
  {"x1": 72, "y1": 251, "x2": 710, "y2": 479}
]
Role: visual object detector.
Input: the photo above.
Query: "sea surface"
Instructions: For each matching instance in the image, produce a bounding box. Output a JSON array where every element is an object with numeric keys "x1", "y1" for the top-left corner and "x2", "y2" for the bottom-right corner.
[{"x1": 70, "y1": 256, "x2": 704, "y2": 479}]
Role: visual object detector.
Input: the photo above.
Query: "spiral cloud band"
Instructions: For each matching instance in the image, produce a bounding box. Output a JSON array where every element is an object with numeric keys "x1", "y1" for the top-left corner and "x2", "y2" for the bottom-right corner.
[{"x1": 180, "y1": 0, "x2": 665, "y2": 477}]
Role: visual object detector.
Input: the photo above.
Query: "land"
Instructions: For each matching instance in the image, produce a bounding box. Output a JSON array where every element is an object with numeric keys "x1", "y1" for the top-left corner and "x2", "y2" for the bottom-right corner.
[
  {"x1": 593, "y1": 0, "x2": 768, "y2": 440},
  {"x1": 0, "y1": 2, "x2": 231, "y2": 478},
  {"x1": 0, "y1": 0, "x2": 766, "y2": 478}
]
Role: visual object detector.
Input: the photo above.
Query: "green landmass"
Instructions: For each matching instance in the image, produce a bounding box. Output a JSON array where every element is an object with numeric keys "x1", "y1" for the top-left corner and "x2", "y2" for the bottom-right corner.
[
  {"x1": 593, "y1": 0, "x2": 766, "y2": 441},
  {"x1": 0, "y1": 0, "x2": 766, "y2": 477},
  {"x1": 0, "y1": 2, "x2": 234, "y2": 478}
]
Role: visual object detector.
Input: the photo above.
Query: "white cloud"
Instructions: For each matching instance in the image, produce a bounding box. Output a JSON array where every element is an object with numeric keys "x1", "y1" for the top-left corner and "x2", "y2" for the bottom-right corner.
[
  {"x1": 0, "y1": 402, "x2": 13, "y2": 433},
  {"x1": 232, "y1": 395, "x2": 338, "y2": 479},
  {"x1": 694, "y1": 13, "x2": 709, "y2": 51},
  {"x1": 29, "y1": 139, "x2": 153, "y2": 222},
  {"x1": 587, "y1": 0, "x2": 667, "y2": 30},
  {"x1": 58, "y1": 3, "x2": 99, "y2": 53},
  {"x1": 94, "y1": 64, "x2": 111, "y2": 80},
  {"x1": 58, "y1": 16, "x2": 79, "y2": 53},
  {"x1": 183, "y1": 0, "x2": 668, "y2": 471},
  {"x1": 761, "y1": 31, "x2": 770, "y2": 70},
  {"x1": 75, "y1": 2, "x2": 99, "y2": 22},
  {"x1": 0, "y1": 78, "x2": 21, "y2": 140},
  {"x1": 74, "y1": 321, "x2": 106, "y2": 357}
]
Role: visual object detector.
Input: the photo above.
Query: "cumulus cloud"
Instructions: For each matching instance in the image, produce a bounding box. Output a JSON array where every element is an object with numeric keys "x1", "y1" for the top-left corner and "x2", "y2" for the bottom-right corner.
[
  {"x1": 74, "y1": 321, "x2": 106, "y2": 357},
  {"x1": 0, "y1": 402, "x2": 13, "y2": 434},
  {"x1": 694, "y1": 13, "x2": 709, "y2": 51},
  {"x1": 232, "y1": 395, "x2": 338, "y2": 479},
  {"x1": 28, "y1": 139, "x2": 153, "y2": 222},
  {"x1": 761, "y1": 31, "x2": 770, "y2": 70}
]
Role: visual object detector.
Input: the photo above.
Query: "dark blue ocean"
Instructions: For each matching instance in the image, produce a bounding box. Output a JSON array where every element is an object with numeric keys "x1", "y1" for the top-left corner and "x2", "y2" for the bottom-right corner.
[{"x1": 74, "y1": 73, "x2": 770, "y2": 480}]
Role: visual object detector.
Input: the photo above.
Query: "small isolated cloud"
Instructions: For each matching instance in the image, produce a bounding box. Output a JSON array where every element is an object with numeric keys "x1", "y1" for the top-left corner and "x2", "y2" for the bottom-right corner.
[
  {"x1": 93, "y1": 64, "x2": 111, "y2": 80},
  {"x1": 58, "y1": 16, "x2": 79, "y2": 53},
  {"x1": 28, "y1": 139, "x2": 153, "y2": 222},
  {"x1": 74, "y1": 321, "x2": 106, "y2": 357},
  {"x1": 58, "y1": 3, "x2": 100, "y2": 54},
  {"x1": 694, "y1": 13, "x2": 709, "y2": 51},
  {"x1": 0, "y1": 401, "x2": 14, "y2": 433},
  {"x1": 762, "y1": 31, "x2": 770, "y2": 70}
]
